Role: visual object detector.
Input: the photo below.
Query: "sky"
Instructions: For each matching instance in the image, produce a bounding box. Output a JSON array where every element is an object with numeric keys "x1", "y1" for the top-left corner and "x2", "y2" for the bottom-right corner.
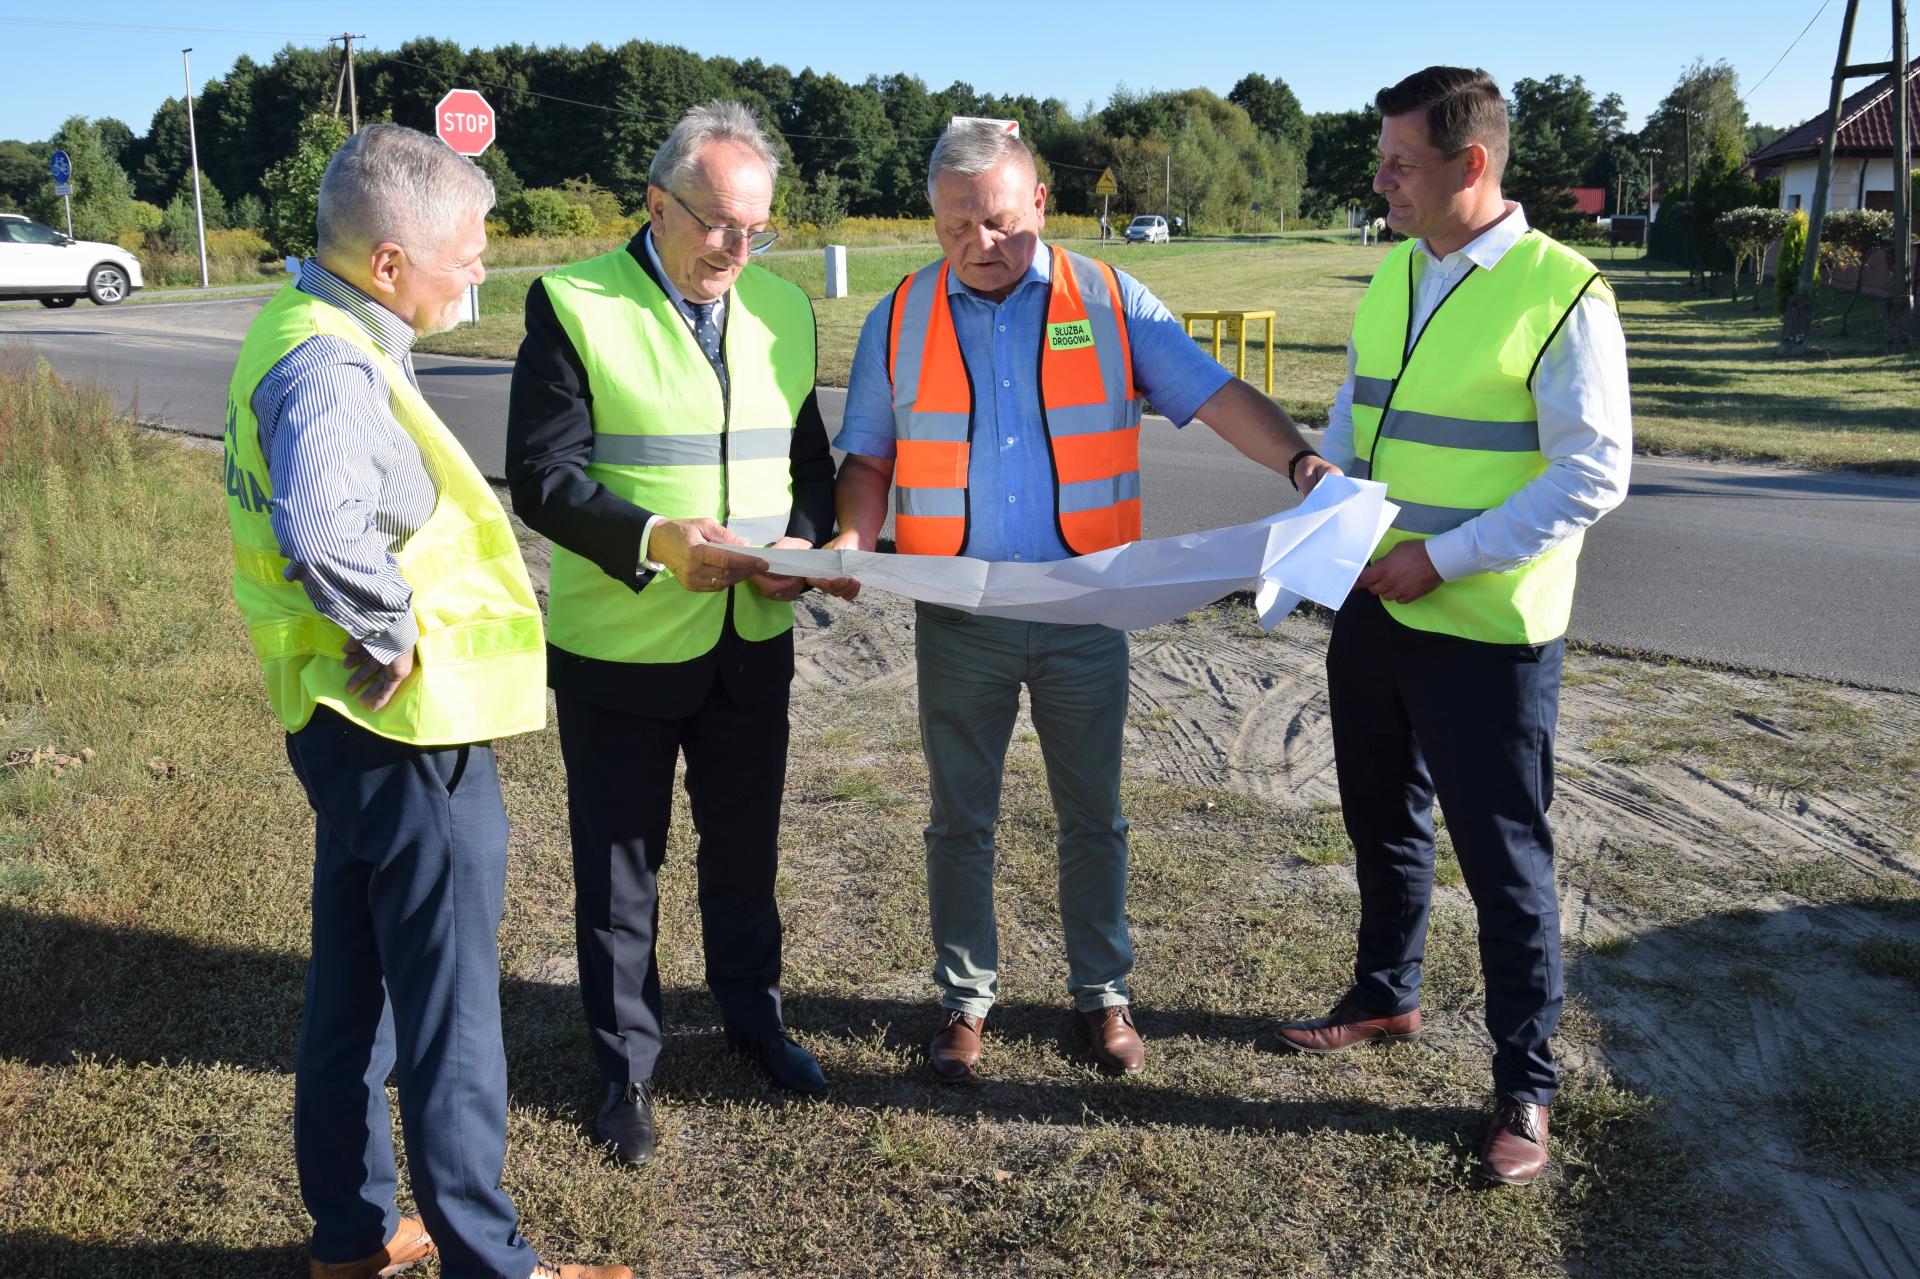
[{"x1": 0, "y1": 1, "x2": 1907, "y2": 146}]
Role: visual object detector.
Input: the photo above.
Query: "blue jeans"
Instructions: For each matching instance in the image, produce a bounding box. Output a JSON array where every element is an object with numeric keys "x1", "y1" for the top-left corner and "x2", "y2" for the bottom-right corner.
[
  {"x1": 914, "y1": 603, "x2": 1133, "y2": 1016},
  {"x1": 1326, "y1": 590, "x2": 1566, "y2": 1106},
  {"x1": 284, "y1": 708, "x2": 536, "y2": 1279}
]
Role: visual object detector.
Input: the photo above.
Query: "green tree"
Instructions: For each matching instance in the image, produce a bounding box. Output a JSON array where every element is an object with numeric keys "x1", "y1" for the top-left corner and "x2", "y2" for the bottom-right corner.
[
  {"x1": 161, "y1": 170, "x2": 228, "y2": 248},
  {"x1": 95, "y1": 118, "x2": 135, "y2": 169},
  {"x1": 1228, "y1": 72, "x2": 1310, "y2": 157},
  {"x1": 501, "y1": 187, "x2": 596, "y2": 236},
  {"x1": 230, "y1": 192, "x2": 266, "y2": 231},
  {"x1": 133, "y1": 98, "x2": 192, "y2": 205},
  {"x1": 473, "y1": 146, "x2": 523, "y2": 203},
  {"x1": 261, "y1": 113, "x2": 350, "y2": 258},
  {"x1": 0, "y1": 139, "x2": 52, "y2": 211},
  {"x1": 29, "y1": 117, "x2": 136, "y2": 241},
  {"x1": 1775, "y1": 207, "x2": 1809, "y2": 314},
  {"x1": 1645, "y1": 60, "x2": 1748, "y2": 194},
  {"x1": 1304, "y1": 108, "x2": 1381, "y2": 223}
]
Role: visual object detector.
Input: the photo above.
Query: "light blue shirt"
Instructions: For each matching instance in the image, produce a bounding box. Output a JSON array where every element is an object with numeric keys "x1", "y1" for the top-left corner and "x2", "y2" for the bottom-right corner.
[{"x1": 836, "y1": 242, "x2": 1230, "y2": 562}]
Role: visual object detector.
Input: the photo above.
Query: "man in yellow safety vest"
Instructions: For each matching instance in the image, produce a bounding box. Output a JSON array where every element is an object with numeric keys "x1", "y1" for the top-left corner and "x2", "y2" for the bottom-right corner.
[
  {"x1": 225, "y1": 123, "x2": 628, "y2": 1279},
  {"x1": 1274, "y1": 67, "x2": 1633, "y2": 1189}
]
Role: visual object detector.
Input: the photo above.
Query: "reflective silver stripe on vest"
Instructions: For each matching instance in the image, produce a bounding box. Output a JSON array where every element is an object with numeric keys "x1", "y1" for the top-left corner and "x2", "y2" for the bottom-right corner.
[
  {"x1": 1352, "y1": 375, "x2": 1394, "y2": 410},
  {"x1": 590, "y1": 428, "x2": 793, "y2": 466},
  {"x1": 891, "y1": 261, "x2": 946, "y2": 423},
  {"x1": 897, "y1": 487, "x2": 966, "y2": 518},
  {"x1": 1067, "y1": 250, "x2": 1133, "y2": 420},
  {"x1": 727, "y1": 514, "x2": 790, "y2": 545},
  {"x1": 899, "y1": 410, "x2": 969, "y2": 442},
  {"x1": 1060, "y1": 470, "x2": 1142, "y2": 513},
  {"x1": 1391, "y1": 499, "x2": 1484, "y2": 535},
  {"x1": 1046, "y1": 400, "x2": 1143, "y2": 437},
  {"x1": 1379, "y1": 409, "x2": 1539, "y2": 453},
  {"x1": 1347, "y1": 459, "x2": 1372, "y2": 480}
]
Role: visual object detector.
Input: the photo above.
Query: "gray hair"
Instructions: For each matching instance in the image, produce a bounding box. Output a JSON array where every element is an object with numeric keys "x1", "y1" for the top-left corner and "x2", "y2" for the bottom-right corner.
[
  {"x1": 316, "y1": 123, "x2": 495, "y2": 259},
  {"x1": 648, "y1": 100, "x2": 781, "y2": 191},
  {"x1": 927, "y1": 119, "x2": 1034, "y2": 199}
]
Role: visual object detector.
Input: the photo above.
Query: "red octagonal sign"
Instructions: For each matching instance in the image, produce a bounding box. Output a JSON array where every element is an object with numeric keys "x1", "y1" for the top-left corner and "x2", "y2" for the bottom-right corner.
[{"x1": 435, "y1": 89, "x2": 496, "y2": 156}]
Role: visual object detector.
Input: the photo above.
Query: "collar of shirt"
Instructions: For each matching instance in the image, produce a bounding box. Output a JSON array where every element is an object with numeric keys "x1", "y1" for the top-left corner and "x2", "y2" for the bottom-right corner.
[
  {"x1": 944, "y1": 238, "x2": 1052, "y2": 301},
  {"x1": 644, "y1": 227, "x2": 726, "y2": 329},
  {"x1": 297, "y1": 259, "x2": 418, "y2": 370},
  {"x1": 1416, "y1": 201, "x2": 1531, "y2": 276}
]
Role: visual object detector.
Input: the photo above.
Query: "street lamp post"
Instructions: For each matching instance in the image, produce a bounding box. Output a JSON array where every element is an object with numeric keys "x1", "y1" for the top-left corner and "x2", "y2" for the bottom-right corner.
[{"x1": 182, "y1": 48, "x2": 210, "y2": 289}]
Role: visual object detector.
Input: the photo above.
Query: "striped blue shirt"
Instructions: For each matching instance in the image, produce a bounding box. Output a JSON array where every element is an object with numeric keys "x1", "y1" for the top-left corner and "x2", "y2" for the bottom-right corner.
[{"x1": 250, "y1": 261, "x2": 436, "y2": 665}]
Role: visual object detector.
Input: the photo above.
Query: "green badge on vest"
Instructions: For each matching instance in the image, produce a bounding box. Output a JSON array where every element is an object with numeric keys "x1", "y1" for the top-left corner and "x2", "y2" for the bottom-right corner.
[{"x1": 1048, "y1": 319, "x2": 1094, "y2": 351}]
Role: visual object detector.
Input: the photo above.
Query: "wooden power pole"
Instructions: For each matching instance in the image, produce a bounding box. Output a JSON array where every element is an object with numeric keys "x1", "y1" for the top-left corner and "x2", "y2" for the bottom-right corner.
[
  {"x1": 1784, "y1": 0, "x2": 1913, "y2": 351},
  {"x1": 330, "y1": 34, "x2": 365, "y2": 132}
]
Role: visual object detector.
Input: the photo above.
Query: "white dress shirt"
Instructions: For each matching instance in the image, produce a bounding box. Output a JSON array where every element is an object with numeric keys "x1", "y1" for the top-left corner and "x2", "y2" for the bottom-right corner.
[
  {"x1": 635, "y1": 228, "x2": 731, "y2": 573},
  {"x1": 1321, "y1": 203, "x2": 1633, "y2": 582}
]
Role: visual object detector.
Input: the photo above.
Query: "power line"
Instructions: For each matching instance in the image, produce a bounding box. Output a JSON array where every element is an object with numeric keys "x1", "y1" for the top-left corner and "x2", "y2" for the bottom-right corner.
[
  {"x1": 1741, "y1": 0, "x2": 1835, "y2": 105},
  {"x1": 0, "y1": 15, "x2": 335, "y2": 39}
]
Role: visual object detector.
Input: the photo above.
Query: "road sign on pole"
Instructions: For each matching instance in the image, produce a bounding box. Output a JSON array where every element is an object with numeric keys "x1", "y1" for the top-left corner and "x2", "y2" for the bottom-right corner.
[
  {"x1": 1094, "y1": 167, "x2": 1118, "y2": 196},
  {"x1": 51, "y1": 149, "x2": 73, "y2": 235},
  {"x1": 435, "y1": 89, "x2": 497, "y2": 156}
]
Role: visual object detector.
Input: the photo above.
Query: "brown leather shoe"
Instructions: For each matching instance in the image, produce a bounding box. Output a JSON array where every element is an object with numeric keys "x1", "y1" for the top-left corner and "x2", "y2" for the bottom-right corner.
[
  {"x1": 530, "y1": 1264, "x2": 636, "y2": 1279},
  {"x1": 929, "y1": 1008, "x2": 985, "y2": 1081},
  {"x1": 1078, "y1": 1004, "x2": 1145, "y2": 1075},
  {"x1": 1478, "y1": 1098, "x2": 1550, "y2": 1185},
  {"x1": 1274, "y1": 996, "x2": 1421, "y2": 1055},
  {"x1": 308, "y1": 1216, "x2": 435, "y2": 1278}
]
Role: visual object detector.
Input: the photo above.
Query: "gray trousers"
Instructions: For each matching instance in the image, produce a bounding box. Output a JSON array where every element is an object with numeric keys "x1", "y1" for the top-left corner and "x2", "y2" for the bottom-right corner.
[{"x1": 914, "y1": 603, "x2": 1134, "y2": 1016}]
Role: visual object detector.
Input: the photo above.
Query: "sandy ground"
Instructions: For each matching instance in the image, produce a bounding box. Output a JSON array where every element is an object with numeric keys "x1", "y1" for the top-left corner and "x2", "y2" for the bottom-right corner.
[{"x1": 782, "y1": 586, "x2": 1920, "y2": 1279}]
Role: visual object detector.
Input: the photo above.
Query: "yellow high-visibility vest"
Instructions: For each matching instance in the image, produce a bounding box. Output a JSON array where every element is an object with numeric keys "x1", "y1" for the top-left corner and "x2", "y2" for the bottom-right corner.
[
  {"x1": 1350, "y1": 231, "x2": 1613, "y2": 644},
  {"x1": 539, "y1": 245, "x2": 815, "y2": 664},
  {"x1": 224, "y1": 285, "x2": 545, "y2": 744}
]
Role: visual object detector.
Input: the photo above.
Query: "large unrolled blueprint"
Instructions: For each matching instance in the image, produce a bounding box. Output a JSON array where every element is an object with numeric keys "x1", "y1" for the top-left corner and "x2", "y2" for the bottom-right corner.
[{"x1": 746, "y1": 474, "x2": 1397, "y2": 632}]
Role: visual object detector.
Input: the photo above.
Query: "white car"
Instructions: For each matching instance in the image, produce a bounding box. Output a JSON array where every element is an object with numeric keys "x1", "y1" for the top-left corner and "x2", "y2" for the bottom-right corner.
[
  {"x1": 1124, "y1": 215, "x2": 1169, "y2": 244},
  {"x1": 0, "y1": 212, "x2": 143, "y2": 307}
]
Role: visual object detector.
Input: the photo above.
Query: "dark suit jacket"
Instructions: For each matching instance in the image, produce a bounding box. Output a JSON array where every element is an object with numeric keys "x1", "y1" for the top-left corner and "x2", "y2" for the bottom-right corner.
[{"x1": 506, "y1": 228, "x2": 836, "y2": 718}]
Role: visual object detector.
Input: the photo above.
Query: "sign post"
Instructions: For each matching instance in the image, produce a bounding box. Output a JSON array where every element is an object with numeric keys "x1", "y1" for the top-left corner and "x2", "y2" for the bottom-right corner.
[
  {"x1": 50, "y1": 150, "x2": 72, "y2": 237},
  {"x1": 1094, "y1": 166, "x2": 1117, "y2": 242},
  {"x1": 435, "y1": 90, "x2": 497, "y2": 326}
]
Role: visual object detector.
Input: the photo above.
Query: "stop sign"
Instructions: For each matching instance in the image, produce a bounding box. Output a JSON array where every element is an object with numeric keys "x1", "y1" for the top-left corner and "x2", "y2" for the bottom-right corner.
[{"x1": 435, "y1": 89, "x2": 496, "y2": 156}]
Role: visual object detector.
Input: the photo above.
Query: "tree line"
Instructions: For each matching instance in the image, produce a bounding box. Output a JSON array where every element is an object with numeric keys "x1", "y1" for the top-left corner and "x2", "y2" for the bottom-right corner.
[{"x1": 0, "y1": 38, "x2": 1784, "y2": 255}]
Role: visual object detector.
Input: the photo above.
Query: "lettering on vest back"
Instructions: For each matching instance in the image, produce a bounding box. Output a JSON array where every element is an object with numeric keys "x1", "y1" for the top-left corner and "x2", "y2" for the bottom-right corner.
[
  {"x1": 1048, "y1": 318, "x2": 1094, "y2": 351},
  {"x1": 222, "y1": 400, "x2": 271, "y2": 514}
]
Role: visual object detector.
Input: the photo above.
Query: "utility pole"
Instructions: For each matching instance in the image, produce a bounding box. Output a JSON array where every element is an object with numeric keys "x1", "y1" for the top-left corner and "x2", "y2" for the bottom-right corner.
[
  {"x1": 1784, "y1": 0, "x2": 1865, "y2": 351},
  {"x1": 331, "y1": 34, "x2": 365, "y2": 132},
  {"x1": 182, "y1": 48, "x2": 209, "y2": 289},
  {"x1": 1888, "y1": 0, "x2": 1911, "y2": 350},
  {"x1": 1164, "y1": 151, "x2": 1171, "y2": 224}
]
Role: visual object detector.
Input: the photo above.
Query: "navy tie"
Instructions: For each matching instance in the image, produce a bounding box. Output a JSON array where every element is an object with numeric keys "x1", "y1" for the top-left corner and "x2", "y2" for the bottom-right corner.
[{"x1": 688, "y1": 300, "x2": 727, "y2": 396}]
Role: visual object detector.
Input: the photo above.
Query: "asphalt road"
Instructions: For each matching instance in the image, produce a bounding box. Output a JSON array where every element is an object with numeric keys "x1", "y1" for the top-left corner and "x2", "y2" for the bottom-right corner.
[{"x1": 6, "y1": 294, "x2": 1918, "y2": 693}]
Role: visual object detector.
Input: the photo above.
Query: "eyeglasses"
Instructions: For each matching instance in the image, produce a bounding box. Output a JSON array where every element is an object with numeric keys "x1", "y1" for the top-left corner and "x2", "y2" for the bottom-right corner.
[{"x1": 667, "y1": 189, "x2": 778, "y2": 254}]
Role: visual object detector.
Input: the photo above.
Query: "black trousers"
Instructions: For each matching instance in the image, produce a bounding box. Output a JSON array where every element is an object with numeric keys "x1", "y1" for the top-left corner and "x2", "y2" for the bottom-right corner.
[
  {"x1": 557, "y1": 673, "x2": 790, "y2": 1086},
  {"x1": 1326, "y1": 590, "x2": 1565, "y2": 1105}
]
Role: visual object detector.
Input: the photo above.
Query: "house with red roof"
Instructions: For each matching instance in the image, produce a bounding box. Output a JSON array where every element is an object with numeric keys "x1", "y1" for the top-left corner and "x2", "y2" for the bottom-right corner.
[
  {"x1": 1749, "y1": 56, "x2": 1919, "y2": 215},
  {"x1": 1567, "y1": 187, "x2": 1607, "y2": 217}
]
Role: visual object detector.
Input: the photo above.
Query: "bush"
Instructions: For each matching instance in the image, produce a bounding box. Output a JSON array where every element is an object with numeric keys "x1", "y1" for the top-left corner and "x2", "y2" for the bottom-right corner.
[
  {"x1": 230, "y1": 193, "x2": 266, "y2": 232},
  {"x1": 1775, "y1": 208, "x2": 1810, "y2": 315},
  {"x1": 502, "y1": 188, "x2": 597, "y2": 238},
  {"x1": 557, "y1": 177, "x2": 624, "y2": 228}
]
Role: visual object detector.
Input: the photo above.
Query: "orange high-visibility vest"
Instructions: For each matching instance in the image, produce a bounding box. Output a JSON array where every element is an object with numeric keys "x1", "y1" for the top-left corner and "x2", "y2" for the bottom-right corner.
[{"x1": 885, "y1": 245, "x2": 1143, "y2": 556}]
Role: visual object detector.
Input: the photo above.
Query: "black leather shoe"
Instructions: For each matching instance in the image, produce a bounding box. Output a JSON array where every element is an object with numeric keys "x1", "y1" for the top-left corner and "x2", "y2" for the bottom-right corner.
[
  {"x1": 595, "y1": 1079, "x2": 655, "y2": 1165},
  {"x1": 726, "y1": 1029, "x2": 827, "y2": 1097}
]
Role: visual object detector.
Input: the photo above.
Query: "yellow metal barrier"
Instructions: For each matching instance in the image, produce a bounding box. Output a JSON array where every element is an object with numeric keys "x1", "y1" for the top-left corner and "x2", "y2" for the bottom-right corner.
[{"x1": 1181, "y1": 309, "x2": 1277, "y2": 394}]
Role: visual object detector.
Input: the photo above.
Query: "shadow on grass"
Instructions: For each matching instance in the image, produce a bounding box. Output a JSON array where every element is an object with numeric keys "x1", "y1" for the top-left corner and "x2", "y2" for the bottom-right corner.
[
  {"x1": 0, "y1": 903, "x2": 1469, "y2": 1140},
  {"x1": 0, "y1": 1235, "x2": 303, "y2": 1278}
]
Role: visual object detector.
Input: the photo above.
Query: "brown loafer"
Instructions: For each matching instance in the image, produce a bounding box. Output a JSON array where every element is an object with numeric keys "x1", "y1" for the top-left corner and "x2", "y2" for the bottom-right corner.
[
  {"x1": 530, "y1": 1263, "x2": 636, "y2": 1279},
  {"x1": 308, "y1": 1216, "x2": 435, "y2": 1278},
  {"x1": 1274, "y1": 996, "x2": 1421, "y2": 1055},
  {"x1": 1078, "y1": 1004, "x2": 1145, "y2": 1075},
  {"x1": 1478, "y1": 1098, "x2": 1550, "y2": 1185},
  {"x1": 929, "y1": 1008, "x2": 985, "y2": 1082}
]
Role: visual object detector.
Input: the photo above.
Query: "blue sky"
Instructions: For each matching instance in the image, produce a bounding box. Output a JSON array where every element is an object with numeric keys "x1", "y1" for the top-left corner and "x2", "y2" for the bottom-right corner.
[{"x1": 0, "y1": 1, "x2": 1904, "y2": 144}]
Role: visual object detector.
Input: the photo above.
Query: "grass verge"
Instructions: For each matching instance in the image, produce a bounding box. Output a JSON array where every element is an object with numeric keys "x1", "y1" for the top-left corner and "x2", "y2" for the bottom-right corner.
[{"x1": 0, "y1": 362, "x2": 1743, "y2": 1275}]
